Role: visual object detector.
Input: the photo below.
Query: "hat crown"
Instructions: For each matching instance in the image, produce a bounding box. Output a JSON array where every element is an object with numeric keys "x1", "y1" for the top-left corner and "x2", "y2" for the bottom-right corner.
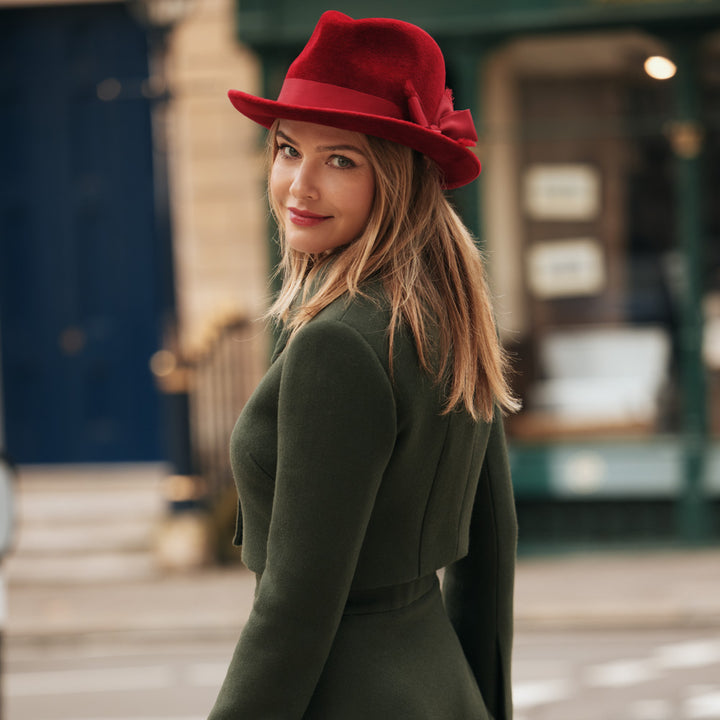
[
  {"x1": 286, "y1": 12, "x2": 446, "y2": 125},
  {"x1": 227, "y1": 11, "x2": 481, "y2": 188}
]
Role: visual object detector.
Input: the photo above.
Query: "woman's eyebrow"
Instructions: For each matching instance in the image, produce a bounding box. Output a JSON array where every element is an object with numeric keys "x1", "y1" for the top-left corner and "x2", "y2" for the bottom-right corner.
[
  {"x1": 276, "y1": 130, "x2": 365, "y2": 156},
  {"x1": 315, "y1": 143, "x2": 366, "y2": 155}
]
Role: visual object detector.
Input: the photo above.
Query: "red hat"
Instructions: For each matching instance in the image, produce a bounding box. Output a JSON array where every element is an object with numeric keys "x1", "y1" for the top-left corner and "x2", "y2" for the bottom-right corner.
[{"x1": 228, "y1": 11, "x2": 481, "y2": 189}]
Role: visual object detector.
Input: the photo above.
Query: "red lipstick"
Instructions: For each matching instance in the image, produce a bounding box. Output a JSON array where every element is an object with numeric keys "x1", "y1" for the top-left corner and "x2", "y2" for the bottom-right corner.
[{"x1": 288, "y1": 207, "x2": 330, "y2": 227}]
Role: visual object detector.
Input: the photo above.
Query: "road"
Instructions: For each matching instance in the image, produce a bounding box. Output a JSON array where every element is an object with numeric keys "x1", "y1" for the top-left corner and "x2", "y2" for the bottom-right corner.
[
  {"x1": 5, "y1": 634, "x2": 229, "y2": 720},
  {"x1": 5, "y1": 627, "x2": 720, "y2": 720},
  {"x1": 513, "y1": 628, "x2": 720, "y2": 720}
]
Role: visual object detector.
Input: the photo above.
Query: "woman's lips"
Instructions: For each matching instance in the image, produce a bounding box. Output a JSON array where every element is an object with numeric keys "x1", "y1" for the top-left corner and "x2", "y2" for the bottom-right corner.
[{"x1": 288, "y1": 207, "x2": 331, "y2": 227}]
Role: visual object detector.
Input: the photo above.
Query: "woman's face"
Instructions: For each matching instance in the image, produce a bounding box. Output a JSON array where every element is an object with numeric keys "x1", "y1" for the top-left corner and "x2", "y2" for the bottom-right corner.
[{"x1": 270, "y1": 120, "x2": 376, "y2": 254}]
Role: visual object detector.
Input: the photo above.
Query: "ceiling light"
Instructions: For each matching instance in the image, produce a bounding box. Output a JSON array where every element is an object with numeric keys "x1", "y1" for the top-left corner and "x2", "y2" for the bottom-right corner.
[{"x1": 644, "y1": 55, "x2": 677, "y2": 80}]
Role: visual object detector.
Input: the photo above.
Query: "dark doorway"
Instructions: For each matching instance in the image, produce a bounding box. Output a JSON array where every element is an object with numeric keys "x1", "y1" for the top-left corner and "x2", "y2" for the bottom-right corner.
[{"x1": 0, "y1": 4, "x2": 164, "y2": 462}]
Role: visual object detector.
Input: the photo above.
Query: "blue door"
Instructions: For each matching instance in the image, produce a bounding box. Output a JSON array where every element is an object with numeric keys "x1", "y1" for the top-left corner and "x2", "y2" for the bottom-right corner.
[{"x1": 0, "y1": 4, "x2": 164, "y2": 462}]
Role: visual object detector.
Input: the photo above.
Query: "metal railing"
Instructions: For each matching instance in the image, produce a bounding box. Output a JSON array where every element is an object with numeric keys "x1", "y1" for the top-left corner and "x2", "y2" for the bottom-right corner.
[{"x1": 187, "y1": 316, "x2": 269, "y2": 503}]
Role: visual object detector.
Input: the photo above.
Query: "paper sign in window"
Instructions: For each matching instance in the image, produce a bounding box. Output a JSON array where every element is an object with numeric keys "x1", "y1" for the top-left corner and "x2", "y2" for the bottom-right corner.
[
  {"x1": 527, "y1": 238, "x2": 606, "y2": 299},
  {"x1": 524, "y1": 164, "x2": 601, "y2": 221}
]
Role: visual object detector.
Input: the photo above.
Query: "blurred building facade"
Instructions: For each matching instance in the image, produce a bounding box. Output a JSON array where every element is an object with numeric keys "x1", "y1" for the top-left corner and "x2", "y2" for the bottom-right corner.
[
  {"x1": 0, "y1": 0, "x2": 269, "y2": 465},
  {"x1": 1, "y1": 0, "x2": 718, "y2": 548}
]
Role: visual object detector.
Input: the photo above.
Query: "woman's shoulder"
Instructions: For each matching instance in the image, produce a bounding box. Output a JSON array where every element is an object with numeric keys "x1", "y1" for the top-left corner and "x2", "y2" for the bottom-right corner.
[
  {"x1": 323, "y1": 280, "x2": 389, "y2": 326},
  {"x1": 298, "y1": 280, "x2": 394, "y2": 367}
]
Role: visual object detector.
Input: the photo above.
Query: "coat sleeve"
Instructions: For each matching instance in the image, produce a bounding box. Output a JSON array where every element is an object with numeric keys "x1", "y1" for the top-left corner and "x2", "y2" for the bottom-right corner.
[
  {"x1": 208, "y1": 320, "x2": 396, "y2": 719},
  {"x1": 441, "y1": 411, "x2": 517, "y2": 720}
]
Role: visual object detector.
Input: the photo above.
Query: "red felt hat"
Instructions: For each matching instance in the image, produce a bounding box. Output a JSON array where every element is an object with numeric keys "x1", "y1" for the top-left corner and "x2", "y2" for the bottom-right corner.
[{"x1": 228, "y1": 11, "x2": 481, "y2": 189}]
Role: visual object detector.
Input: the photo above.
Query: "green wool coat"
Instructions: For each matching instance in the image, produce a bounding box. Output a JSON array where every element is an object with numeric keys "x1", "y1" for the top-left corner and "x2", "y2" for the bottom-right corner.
[{"x1": 208, "y1": 282, "x2": 517, "y2": 720}]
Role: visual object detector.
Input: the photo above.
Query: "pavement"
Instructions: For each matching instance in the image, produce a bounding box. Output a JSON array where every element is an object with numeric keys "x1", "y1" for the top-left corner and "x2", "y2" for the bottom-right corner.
[{"x1": 3, "y1": 465, "x2": 720, "y2": 645}]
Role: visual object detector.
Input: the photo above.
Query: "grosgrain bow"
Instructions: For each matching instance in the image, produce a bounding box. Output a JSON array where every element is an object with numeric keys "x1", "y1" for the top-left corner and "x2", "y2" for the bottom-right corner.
[{"x1": 404, "y1": 81, "x2": 477, "y2": 147}]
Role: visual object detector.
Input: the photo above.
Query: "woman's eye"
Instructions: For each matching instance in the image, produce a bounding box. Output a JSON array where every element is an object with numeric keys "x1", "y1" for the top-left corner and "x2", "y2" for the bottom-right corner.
[
  {"x1": 330, "y1": 155, "x2": 355, "y2": 169},
  {"x1": 278, "y1": 144, "x2": 299, "y2": 159}
]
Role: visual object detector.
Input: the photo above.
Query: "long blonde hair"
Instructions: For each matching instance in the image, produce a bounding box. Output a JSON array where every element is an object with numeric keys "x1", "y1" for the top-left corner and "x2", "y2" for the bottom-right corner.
[{"x1": 267, "y1": 124, "x2": 518, "y2": 422}]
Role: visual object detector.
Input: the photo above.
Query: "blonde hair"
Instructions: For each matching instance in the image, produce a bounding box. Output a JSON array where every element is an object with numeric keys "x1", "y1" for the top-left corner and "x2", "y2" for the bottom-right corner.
[{"x1": 267, "y1": 124, "x2": 518, "y2": 422}]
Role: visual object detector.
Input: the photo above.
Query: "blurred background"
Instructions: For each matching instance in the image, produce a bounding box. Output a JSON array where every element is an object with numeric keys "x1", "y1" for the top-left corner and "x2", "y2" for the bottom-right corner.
[{"x1": 1, "y1": 0, "x2": 719, "y2": 719}]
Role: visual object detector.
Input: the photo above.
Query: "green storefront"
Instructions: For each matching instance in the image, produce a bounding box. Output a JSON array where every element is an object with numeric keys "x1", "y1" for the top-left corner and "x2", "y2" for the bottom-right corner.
[{"x1": 233, "y1": 0, "x2": 720, "y2": 549}]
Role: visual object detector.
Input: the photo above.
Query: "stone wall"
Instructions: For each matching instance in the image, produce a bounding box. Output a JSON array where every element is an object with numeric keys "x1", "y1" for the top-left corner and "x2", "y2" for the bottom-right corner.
[{"x1": 166, "y1": 0, "x2": 270, "y2": 356}]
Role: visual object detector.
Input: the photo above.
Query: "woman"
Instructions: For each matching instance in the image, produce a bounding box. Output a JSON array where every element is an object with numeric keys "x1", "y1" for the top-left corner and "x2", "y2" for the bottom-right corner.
[{"x1": 209, "y1": 11, "x2": 518, "y2": 720}]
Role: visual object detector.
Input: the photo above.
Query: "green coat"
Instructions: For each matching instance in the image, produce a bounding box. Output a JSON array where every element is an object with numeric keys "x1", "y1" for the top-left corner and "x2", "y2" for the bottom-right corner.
[{"x1": 209, "y1": 283, "x2": 517, "y2": 719}]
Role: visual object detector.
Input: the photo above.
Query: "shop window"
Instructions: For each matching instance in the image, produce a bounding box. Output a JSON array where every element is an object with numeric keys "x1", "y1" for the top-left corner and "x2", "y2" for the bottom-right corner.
[{"x1": 485, "y1": 33, "x2": 718, "y2": 441}]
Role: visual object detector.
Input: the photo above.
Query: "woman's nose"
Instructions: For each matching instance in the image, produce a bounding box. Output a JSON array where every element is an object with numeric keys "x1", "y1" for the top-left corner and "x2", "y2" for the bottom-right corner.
[{"x1": 289, "y1": 161, "x2": 319, "y2": 199}]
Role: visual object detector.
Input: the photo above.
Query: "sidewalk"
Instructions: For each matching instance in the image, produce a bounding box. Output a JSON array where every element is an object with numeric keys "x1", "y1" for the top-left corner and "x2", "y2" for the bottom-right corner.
[
  {"x1": 5, "y1": 564, "x2": 256, "y2": 643},
  {"x1": 513, "y1": 547, "x2": 720, "y2": 630},
  {"x1": 6, "y1": 547, "x2": 720, "y2": 644},
  {"x1": 3, "y1": 465, "x2": 720, "y2": 643}
]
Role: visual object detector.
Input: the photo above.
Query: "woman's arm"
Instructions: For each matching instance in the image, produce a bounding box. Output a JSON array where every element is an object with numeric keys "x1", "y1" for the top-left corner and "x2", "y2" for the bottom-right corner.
[
  {"x1": 209, "y1": 320, "x2": 396, "y2": 719},
  {"x1": 442, "y1": 412, "x2": 517, "y2": 720}
]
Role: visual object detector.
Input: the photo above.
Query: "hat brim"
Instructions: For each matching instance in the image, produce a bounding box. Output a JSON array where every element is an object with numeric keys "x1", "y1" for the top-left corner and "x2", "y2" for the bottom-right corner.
[{"x1": 228, "y1": 89, "x2": 480, "y2": 190}]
